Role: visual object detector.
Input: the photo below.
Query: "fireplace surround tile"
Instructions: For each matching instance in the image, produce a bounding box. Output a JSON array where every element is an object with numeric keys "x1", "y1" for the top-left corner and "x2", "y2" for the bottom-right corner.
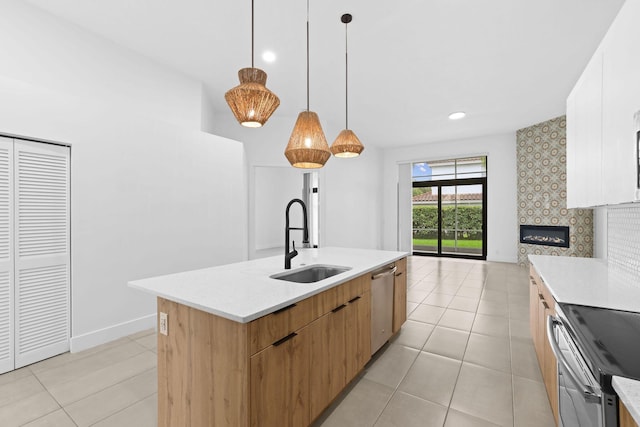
[{"x1": 516, "y1": 116, "x2": 593, "y2": 265}]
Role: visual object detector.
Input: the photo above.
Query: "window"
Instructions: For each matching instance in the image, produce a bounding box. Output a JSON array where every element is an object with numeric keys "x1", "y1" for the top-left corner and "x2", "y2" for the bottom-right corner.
[{"x1": 412, "y1": 156, "x2": 487, "y2": 259}]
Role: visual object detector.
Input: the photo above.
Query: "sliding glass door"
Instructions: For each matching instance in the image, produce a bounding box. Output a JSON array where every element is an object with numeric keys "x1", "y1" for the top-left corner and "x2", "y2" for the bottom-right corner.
[{"x1": 412, "y1": 157, "x2": 487, "y2": 260}]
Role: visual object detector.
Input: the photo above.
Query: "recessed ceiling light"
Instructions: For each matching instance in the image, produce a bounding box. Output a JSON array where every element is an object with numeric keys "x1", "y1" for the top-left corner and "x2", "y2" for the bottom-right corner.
[
  {"x1": 448, "y1": 111, "x2": 466, "y2": 120},
  {"x1": 262, "y1": 51, "x2": 276, "y2": 63}
]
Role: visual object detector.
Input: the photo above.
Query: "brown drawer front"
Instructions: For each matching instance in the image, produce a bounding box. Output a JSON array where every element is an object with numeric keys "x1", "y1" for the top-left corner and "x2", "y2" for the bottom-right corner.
[
  {"x1": 530, "y1": 265, "x2": 555, "y2": 311},
  {"x1": 250, "y1": 297, "x2": 314, "y2": 355},
  {"x1": 395, "y1": 258, "x2": 407, "y2": 276},
  {"x1": 312, "y1": 276, "x2": 369, "y2": 318},
  {"x1": 529, "y1": 265, "x2": 542, "y2": 286},
  {"x1": 250, "y1": 274, "x2": 372, "y2": 355}
]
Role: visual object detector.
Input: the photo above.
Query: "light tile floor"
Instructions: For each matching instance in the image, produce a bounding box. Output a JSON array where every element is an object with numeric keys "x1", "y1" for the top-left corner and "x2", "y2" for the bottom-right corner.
[{"x1": 0, "y1": 256, "x2": 555, "y2": 427}]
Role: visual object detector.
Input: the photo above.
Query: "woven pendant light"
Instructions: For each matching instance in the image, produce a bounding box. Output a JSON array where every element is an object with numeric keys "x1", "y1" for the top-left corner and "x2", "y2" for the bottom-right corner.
[
  {"x1": 284, "y1": 0, "x2": 331, "y2": 168},
  {"x1": 330, "y1": 13, "x2": 364, "y2": 158},
  {"x1": 225, "y1": 0, "x2": 279, "y2": 127}
]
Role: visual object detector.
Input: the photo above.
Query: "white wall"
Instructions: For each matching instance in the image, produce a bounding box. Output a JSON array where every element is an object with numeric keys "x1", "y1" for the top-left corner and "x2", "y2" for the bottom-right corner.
[
  {"x1": 253, "y1": 166, "x2": 305, "y2": 253},
  {"x1": 214, "y1": 112, "x2": 384, "y2": 252},
  {"x1": 381, "y1": 133, "x2": 518, "y2": 263},
  {"x1": 0, "y1": 3, "x2": 247, "y2": 351},
  {"x1": 0, "y1": 1, "x2": 203, "y2": 131}
]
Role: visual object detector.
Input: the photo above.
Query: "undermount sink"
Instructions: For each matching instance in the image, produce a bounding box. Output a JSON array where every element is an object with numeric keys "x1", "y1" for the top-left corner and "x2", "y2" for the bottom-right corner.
[{"x1": 270, "y1": 264, "x2": 352, "y2": 283}]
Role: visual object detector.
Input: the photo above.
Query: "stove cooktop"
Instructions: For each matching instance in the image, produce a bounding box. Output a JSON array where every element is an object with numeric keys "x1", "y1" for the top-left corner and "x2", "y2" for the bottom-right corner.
[{"x1": 560, "y1": 303, "x2": 640, "y2": 392}]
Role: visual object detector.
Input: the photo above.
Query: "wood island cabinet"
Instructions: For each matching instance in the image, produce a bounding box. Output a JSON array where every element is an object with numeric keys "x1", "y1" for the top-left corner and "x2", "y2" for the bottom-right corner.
[
  {"x1": 156, "y1": 258, "x2": 407, "y2": 427},
  {"x1": 529, "y1": 265, "x2": 558, "y2": 426},
  {"x1": 250, "y1": 324, "x2": 311, "y2": 427}
]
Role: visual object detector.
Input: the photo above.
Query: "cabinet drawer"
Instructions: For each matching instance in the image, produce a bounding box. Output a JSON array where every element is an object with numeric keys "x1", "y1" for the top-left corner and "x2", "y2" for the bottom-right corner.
[
  {"x1": 312, "y1": 275, "x2": 370, "y2": 318},
  {"x1": 530, "y1": 265, "x2": 555, "y2": 312},
  {"x1": 395, "y1": 258, "x2": 407, "y2": 276},
  {"x1": 249, "y1": 297, "x2": 314, "y2": 355},
  {"x1": 529, "y1": 265, "x2": 542, "y2": 287},
  {"x1": 250, "y1": 273, "x2": 372, "y2": 355}
]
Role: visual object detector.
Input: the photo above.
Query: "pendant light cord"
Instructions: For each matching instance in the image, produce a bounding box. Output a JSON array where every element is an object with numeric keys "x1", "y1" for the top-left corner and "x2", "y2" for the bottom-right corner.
[
  {"x1": 306, "y1": 0, "x2": 310, "y2": 111},
  {"x1": 345, "y1": 18, "x2": 349, "y2": 129},
  {"x1": 251, "y1": 0, "x2": 255, "y2": 68}
]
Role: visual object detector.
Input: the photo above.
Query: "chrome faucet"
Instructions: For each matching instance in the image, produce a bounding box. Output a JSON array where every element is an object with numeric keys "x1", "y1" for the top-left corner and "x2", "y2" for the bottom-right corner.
[{"x1": 285, "y1": 198, "x2": 309, "y2": 269}]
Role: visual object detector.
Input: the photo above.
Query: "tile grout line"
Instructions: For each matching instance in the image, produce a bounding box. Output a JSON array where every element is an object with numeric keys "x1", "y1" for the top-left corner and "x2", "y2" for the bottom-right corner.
[
  {"x1": 27, "y1": 370, "x2": 80, "y2": 427},
  {"x1": 440, "y1": 273, "x2": 487, "y2": 426}
]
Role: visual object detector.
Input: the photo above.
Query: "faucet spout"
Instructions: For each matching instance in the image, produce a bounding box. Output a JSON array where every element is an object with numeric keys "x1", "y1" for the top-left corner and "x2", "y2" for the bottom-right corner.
[{"x1": 285, "y1": 199, "x2": 309, "y2": 269}]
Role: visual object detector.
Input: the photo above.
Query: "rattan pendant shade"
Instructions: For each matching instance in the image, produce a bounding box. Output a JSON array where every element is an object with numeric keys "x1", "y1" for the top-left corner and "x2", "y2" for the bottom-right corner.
[
  {"x1": 284, "y1": 0, "x2": 331, "y2": 169},
  {"x1": 330, "y1": 13, "x2": 364, "y2": 158},
  {"x1": 284, "y1": 111, "x2": 331, "y2": 168},
  {"x1": 224, "y1": 0, "x2": 279, "y2": 128},
  {"x1": 225, "y1": 68, "x2": 279, "y2": 127},
  {"x1": 331, "y1": 129, "x2": 364, "y2": 158}
]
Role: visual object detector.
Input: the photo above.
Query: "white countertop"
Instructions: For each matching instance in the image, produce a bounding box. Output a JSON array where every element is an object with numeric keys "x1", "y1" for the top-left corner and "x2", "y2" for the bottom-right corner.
[
  {"x1": 613, "y1": 376, "x2": 640, "y2": 425},
  {"x1": 129, "y1": 247, "x2": 407, "y2": 323},
  {"x1": 528, "y1": 255, "x2": 640, "y2": 313}
]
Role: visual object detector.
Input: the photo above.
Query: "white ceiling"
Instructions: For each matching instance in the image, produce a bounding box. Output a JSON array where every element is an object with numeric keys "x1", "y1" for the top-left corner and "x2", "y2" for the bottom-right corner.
[{"x1": 26, "y1": 0, "x2": 625, "y2": 148}]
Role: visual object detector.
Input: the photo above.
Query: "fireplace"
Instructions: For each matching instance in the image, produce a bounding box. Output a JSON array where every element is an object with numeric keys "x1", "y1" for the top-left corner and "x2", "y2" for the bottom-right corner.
[{"x1": 519, "y1": 225, "x2": 570, "y2": 248}]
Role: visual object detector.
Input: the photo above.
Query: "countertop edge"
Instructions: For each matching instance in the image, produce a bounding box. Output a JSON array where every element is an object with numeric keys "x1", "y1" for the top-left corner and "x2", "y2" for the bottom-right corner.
[
  {"x1": 129, "y1": 248, "x2": 408, "y2": 324},
  {"x1": 613, "y1": 376, "x2": 640, "y2": 425}
]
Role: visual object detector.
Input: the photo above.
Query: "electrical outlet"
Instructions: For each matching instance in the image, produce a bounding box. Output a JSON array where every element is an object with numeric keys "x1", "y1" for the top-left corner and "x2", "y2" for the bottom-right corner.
[{"x1": 159, "y1": 312, "x2": 168, "y2": 336}]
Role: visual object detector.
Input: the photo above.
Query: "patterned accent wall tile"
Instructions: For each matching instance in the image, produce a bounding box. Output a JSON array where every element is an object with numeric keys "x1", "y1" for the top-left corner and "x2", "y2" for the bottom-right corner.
[
  {"x1": 516, "y1": 116, "x2": 593, "y2": 266},
  {"x1": 608, "y1": 207, "x2": 640, "y2": 277}
]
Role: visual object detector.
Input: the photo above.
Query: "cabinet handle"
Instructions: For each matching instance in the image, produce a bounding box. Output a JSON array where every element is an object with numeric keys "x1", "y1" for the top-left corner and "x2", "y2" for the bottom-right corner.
[
  {"x1": 348, "y1": 296, "x2": 361, "y2": 304},
  {"x1": 273, "y1": 332, "x2": 297, "y2": 347},
  {"x1": 538, "y1": 293, "x2": 544, "y2": 301},
  {"x1": 395, "y1": 271, "x2": 404, "y2": 277},
  {"x1": 273, "y1": 303, "x2": 297, "y2": 315},
  {"x1": 542, "y1": 301, "x2": 549, "y2": 310},
  {"x1": 332, "y1": 304, "x2": 347, "y2": 313}
]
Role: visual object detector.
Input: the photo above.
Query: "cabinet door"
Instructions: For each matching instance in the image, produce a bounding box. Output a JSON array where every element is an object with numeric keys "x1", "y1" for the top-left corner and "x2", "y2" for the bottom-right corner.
[
  {"x1": 601, "y1": 0, "x2": 640, "y2": 205},
  {"x1": 542, "y1": 303, "x2": 559, "y2": 425},
  {"x1": 345, "y1": 292, "x2": 371, "y2": 383},
  {"x1": 309, "y1": 307, "x2": 347, "y2": 422},
  {"x1": 392, "y1": 258, "x2": 407, "y2": 333},
  {"x1": 529, "y1": 278, "x2": 539, "y2": 353},
  {"x1": 567, "y1": 50, "x2": 603, "y2": 208},
  {"x1": 536, "y1": 295, "x2": 546, "y2": 368},
  {"x1": 250, "y1": 324, "x2": 310, "y2": 427}
]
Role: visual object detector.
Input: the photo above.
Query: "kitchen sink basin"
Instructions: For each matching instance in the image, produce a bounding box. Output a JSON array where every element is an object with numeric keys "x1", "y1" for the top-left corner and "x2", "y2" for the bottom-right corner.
[{"x1": 270, "y1": 264, "x2": 352, "y2": 283}]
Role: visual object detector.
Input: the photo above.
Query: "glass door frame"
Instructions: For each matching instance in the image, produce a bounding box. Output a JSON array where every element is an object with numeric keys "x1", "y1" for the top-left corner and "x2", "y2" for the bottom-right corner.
[{"x1": 412, "y1": 177, "x2": 487, "y2": 260}]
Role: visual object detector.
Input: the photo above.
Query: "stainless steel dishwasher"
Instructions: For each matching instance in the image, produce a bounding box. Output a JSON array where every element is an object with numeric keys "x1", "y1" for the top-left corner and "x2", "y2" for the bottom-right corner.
[{"x1": 370, "y1": 263, "x2": 397, "y2": 355}]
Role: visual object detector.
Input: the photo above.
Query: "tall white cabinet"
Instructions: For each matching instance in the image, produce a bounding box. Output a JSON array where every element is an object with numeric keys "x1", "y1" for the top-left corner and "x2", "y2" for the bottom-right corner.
[
  {"x1": 566, "y1": 0, "x2": 640, "y2": 207},
  {"x1": 0, "y1": 136, "x2": 70, "y2": 374}
]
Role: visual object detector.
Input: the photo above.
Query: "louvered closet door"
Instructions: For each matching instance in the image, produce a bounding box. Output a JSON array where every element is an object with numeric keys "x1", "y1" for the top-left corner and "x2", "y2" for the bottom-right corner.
[
  {"x1": 0, "y1": 137, "x2": 14, "y2": 374},
  {"x1": 14, "y1": 140, "x2": 70, "y2": 368}
]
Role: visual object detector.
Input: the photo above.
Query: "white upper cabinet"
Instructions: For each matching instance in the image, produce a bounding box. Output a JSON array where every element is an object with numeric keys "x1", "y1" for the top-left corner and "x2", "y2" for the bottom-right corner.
[
  {"x1": 567, "y1": 0, "x2": 640, "y2": 207},
  {"x1": 601, "y1": 0, "x2": 640, "y2": 205},
  {"x1": 567, "y1": 50, "x2": 603, "y2": 208}
]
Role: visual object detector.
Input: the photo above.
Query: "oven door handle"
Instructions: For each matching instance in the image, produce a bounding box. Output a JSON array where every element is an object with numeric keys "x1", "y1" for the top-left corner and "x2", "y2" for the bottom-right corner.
[{"x1": 546, "y1": 315, "x2": 601, "y2": 403}]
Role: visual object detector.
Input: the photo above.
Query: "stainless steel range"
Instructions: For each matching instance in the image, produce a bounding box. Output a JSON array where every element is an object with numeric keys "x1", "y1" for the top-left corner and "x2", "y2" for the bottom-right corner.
[{"x1": 548, "y1": 303, "x2": 640, "y2": 426}]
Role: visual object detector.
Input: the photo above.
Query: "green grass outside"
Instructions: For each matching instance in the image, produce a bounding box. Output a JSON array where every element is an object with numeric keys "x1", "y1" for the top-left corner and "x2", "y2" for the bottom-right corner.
[{"x1": 413, "y1": 239, "x2": 482, "y2": 249}]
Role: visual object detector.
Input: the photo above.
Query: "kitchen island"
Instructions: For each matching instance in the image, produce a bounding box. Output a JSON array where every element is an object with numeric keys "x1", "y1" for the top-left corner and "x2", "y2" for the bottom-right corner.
[{"x1": 129, "y1": 247, "x2": 408, "y2": 427}]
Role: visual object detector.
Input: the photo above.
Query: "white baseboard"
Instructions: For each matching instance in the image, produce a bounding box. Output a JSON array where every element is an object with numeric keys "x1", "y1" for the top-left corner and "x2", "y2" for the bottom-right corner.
[{"x1": 70, "y1": 313, "x2": 156, "y2": 353}]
